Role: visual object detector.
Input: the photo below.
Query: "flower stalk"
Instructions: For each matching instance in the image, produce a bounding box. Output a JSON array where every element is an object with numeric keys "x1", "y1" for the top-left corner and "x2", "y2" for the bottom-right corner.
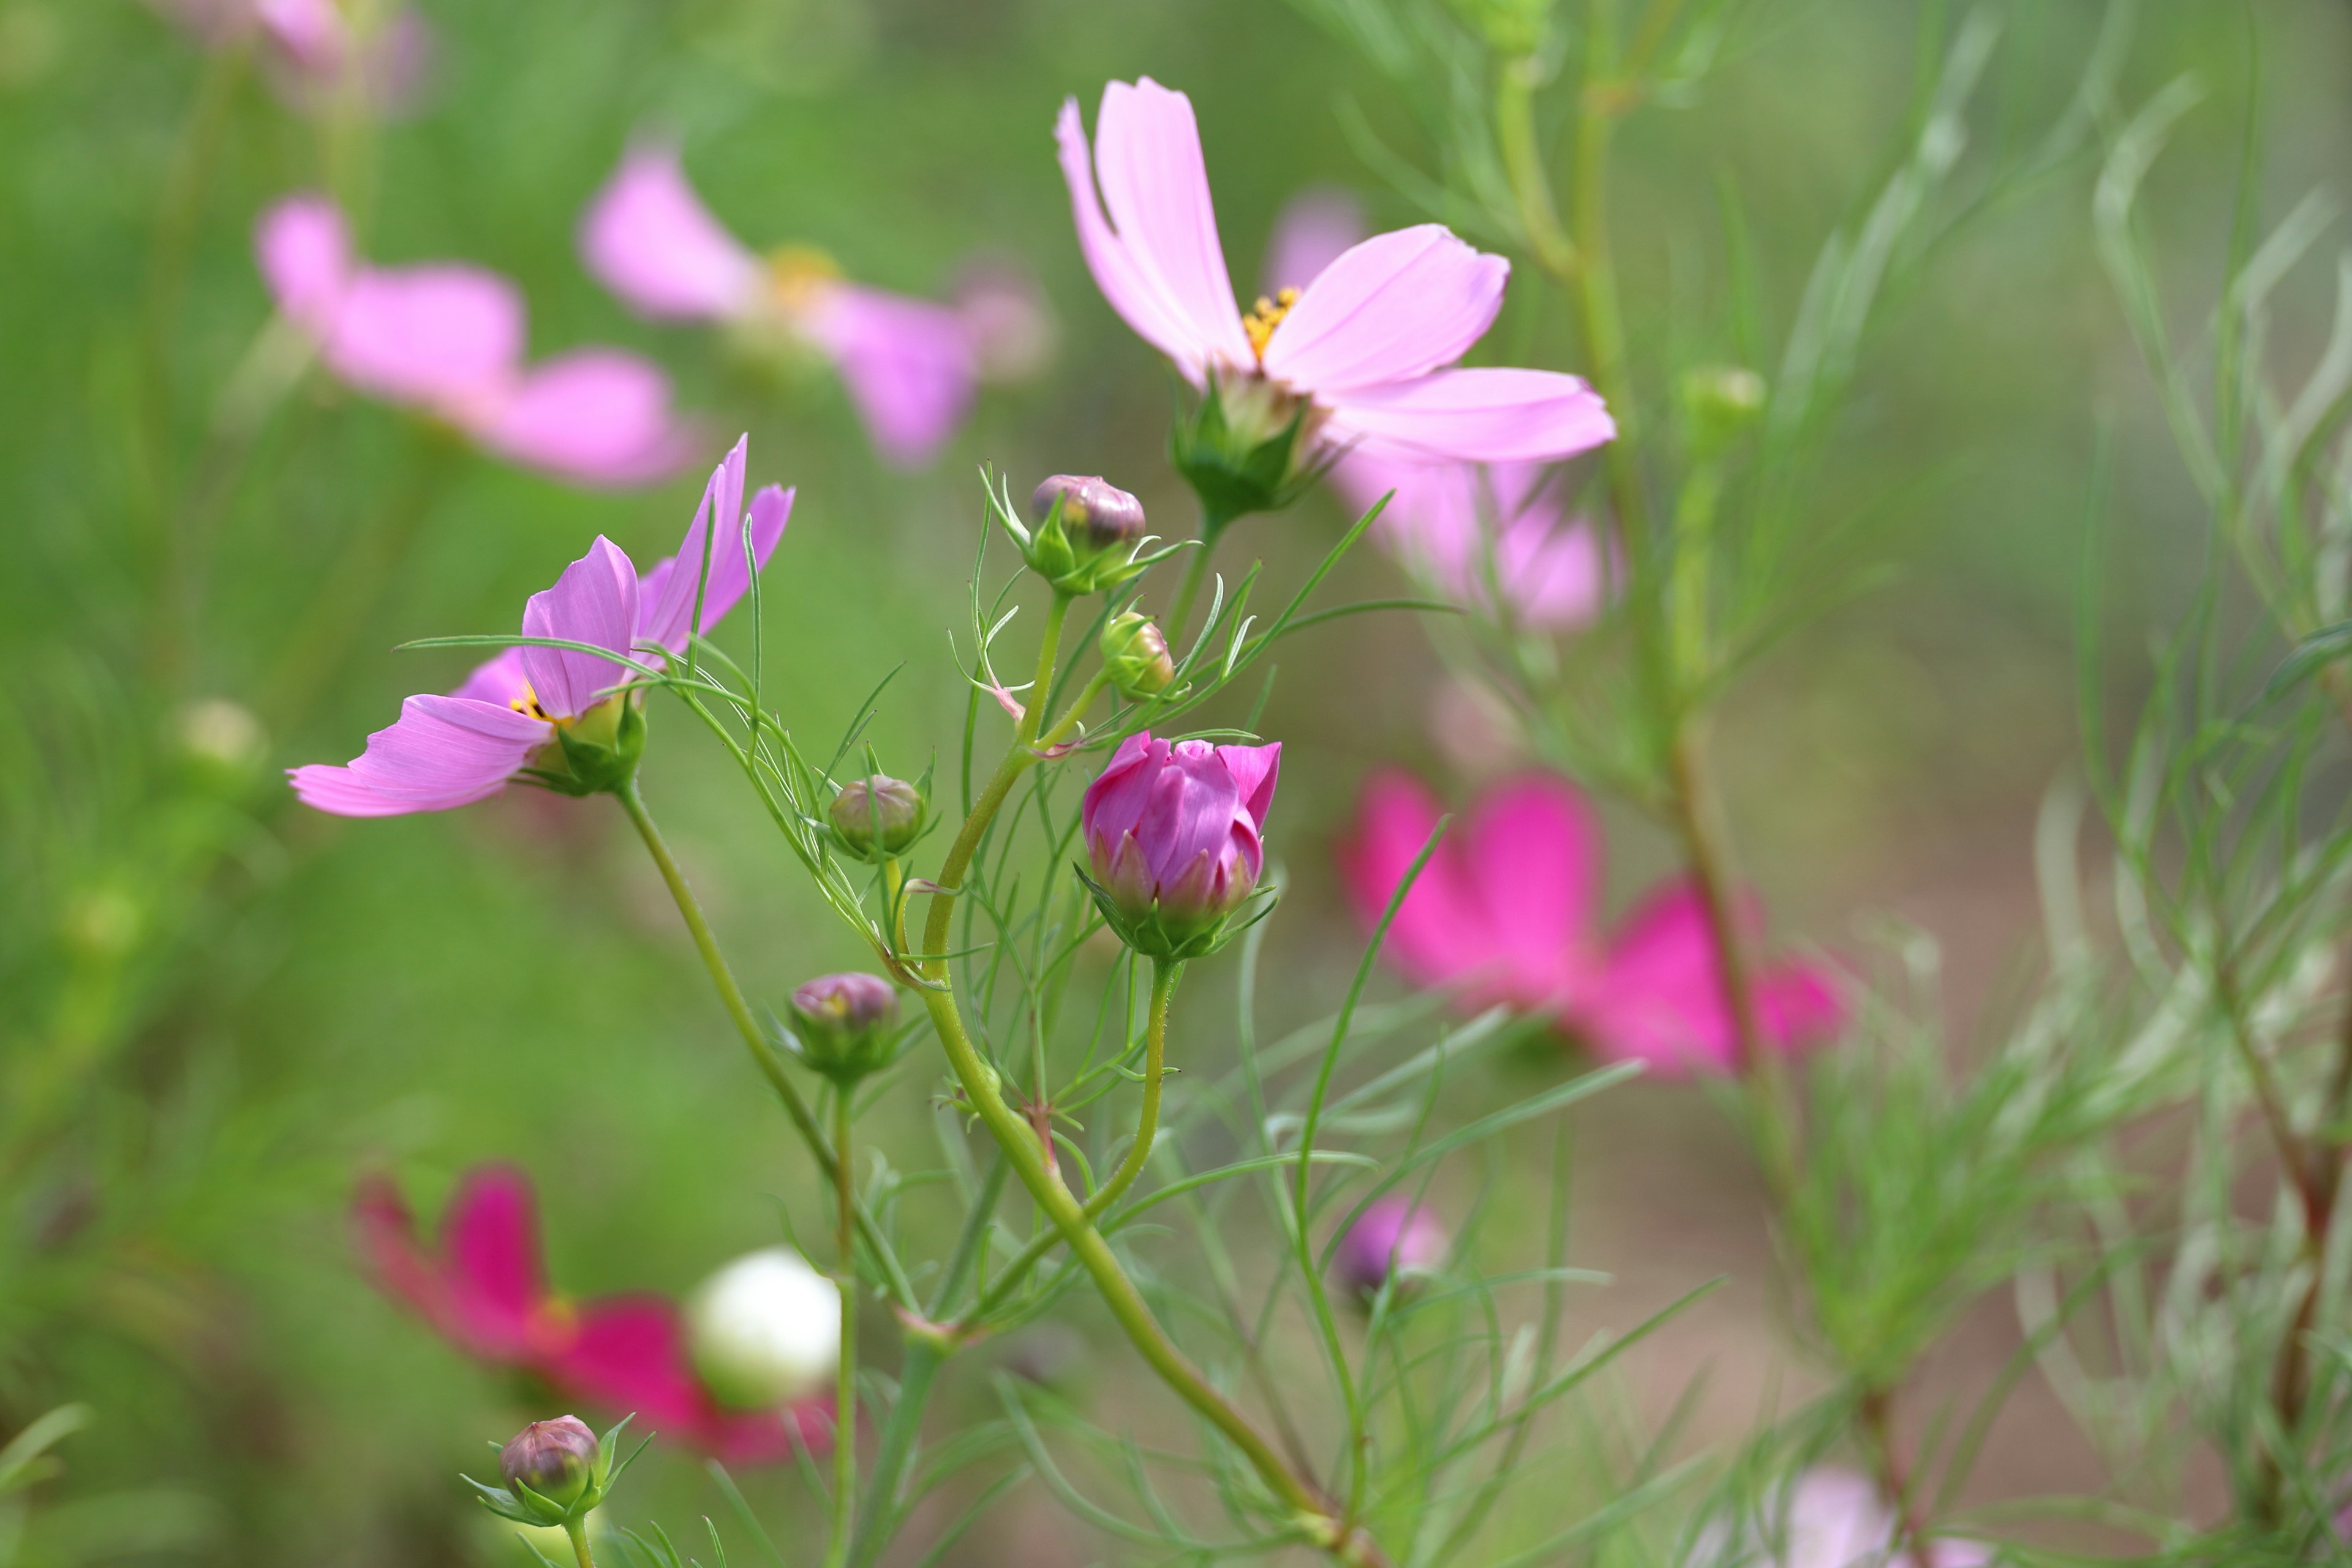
[{"x1": 827, "y1": 1088, "x2": 858, "y2": 1568}]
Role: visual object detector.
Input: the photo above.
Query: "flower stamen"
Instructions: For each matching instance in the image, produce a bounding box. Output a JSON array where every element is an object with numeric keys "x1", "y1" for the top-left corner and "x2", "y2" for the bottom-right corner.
[
  {"x1": 508, "y1": 684, "x2": 556, "y2": 723},
  {"x1": 1242, "y1": 287, "x2": 1299, "y2": 361},
  {"x1": 766, "y1": 243, "x2": 842, "y2": 312}
]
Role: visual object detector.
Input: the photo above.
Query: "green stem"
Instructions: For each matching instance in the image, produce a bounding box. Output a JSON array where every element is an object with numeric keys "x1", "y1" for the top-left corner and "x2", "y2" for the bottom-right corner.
[
  {"x1": 614, "y1": 780, "x2": 914, "y2": 1307},
  {"x1": 828, "y1": 1091, "x2": 857, "y2": 1568},
  {"x1": 1566, "y1": 7, "x2": 1649, "y2": 559},
  {"x1": 1496, "y1": 55, "x2": 1577, "y2": 281},
  {"x1": 1164, "y1": 516, "x2": 1228, "y2": 649},
  {"x1": 842, "y1": 1332, "x2": 946, "y2": 1568},
  {"x1": 562, "y1": 1515, "x2": 597, "y2": 1568}
]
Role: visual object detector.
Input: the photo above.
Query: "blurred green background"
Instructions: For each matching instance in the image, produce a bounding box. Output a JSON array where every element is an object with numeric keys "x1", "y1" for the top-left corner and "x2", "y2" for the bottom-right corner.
[{"x1": 3, "y1": 1, "x2": 2346, "y2": 1562}]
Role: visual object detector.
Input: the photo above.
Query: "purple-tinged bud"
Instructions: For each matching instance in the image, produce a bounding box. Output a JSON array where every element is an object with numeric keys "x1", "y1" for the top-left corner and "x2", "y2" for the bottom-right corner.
[
  {"x1": 1335, "y1": 1197, "x2": 1447, "y2": 1302},
  {"x1": 1078, "y1": 731, "x2": 1280, "y2": 959},
  {"x1": 499, "y1": 1416, "x2": 598, "y2": 1507},
  {"x1": 1031, "y1": 475, "x2": 1147, "y2": 554},
  {"x1": 789, "y1": 972, "x2": 899, "y2": 1083},
  {"x1": 1099, "y1": 612, "x2": 1175, "y2": 701},
  {"x1": 829, "y1": 775, "x2": 924, "y2": 860}
]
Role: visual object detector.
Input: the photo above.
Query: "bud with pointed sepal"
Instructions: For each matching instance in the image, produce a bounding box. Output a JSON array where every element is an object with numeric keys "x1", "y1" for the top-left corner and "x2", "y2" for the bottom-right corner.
[
  {"x1": 1169, "y1": 371, "x2": 1330, "y2": 537},
  {"x1": 829, "y1": 774, "x2": 925, "y2": 861},
  {"x1": 787, "y1": 971, "x2": 900, "y2": 1084},
  {"x1": 988, "y1": 472, "x2": 1178, "y2": 597},
  {"x1": 463, "y1": 1414, "x2": 640, "y2": 1531},
  {"x1": 1098, "y1": 612, "x2": 1175, "y2": 702},
  {"x1": 1077, "y1": 731, "x2": 1281, "y2": 960}
]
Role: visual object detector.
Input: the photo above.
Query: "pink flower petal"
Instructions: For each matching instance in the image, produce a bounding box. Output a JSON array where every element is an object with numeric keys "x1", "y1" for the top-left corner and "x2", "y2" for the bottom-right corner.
[
  {"x1": 1582, "y1": 884, "x2": 1845, "y2": 1076},
  {"x1": 640, "y1": 443, "x2": 793, "y2": 652},
  {"x1": 440, "y1": 1164, "x2": 555, "y2": 1357},
  {"x1": 1333, "y1": 771, "x2": 1504, "y2": 997},
  {"x1": 450, "y1": 646, "x2": 530, "y2": 707},
  {"x1": 1324, "y1": 367, "x2": 1615, "y2": 464},
  {"x1": 1261, "y1": 225, "x2": 1509, "y2": 394},
  {"x1": 253, "y1": 0, "x2": 345, "y2": 73},
  {"x1": 519, "y1": 535, "x2": 640, "y2": 720},
  {"x1": 1055, "y1": 86, "x2": 1248, "y2": 381},
  {"x1": 1215, "y1": 742, "x2": 1281, "y2": 834},
  {"x1": 580, "y1": 144, "x2": 761, "y2": 322},
  {"x1": 551, "y1": 1297, "x2": 829, "y2": 1464},
  {"x1": 802, "y1": 284, "x2": 976, "y2": 467},
  {"x1": 1457, "y1": 775, "x2": 1599, "y2": 1005},
  {"x1": 1262, "y1": 187, "x2": 1365, "y2": 298},
  {"x1": 1331, "y1": 452, "x2": 1607, "y2": 630},
  {"x1": 255, "y1": 194, "x2": 350, "y2": 333},
  {"x1": 473, "y1": 349, "x2": 701, "y2": 489},
  {"x1": 325, "y1": 263, "x2": 524, "y2": 409},
  {"x1": 287, "y1": 695, "x2": 548, "y2": 816}
]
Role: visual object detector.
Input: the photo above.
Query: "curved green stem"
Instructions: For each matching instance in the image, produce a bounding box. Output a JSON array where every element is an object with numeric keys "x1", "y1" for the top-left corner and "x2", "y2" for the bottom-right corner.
[
  {"x1": 562, "y1": 1516, "x2": 597, "y2": 1568},
  {"x1": 614, "y1": 780, "x2": 915, "y2": 1308},
  {"x1": 827, "y1": 1090, "x2": 857, "y2": 1568},
  {"x1": 1165, "y1": 518, "x2": 1228, "y2": 649}
]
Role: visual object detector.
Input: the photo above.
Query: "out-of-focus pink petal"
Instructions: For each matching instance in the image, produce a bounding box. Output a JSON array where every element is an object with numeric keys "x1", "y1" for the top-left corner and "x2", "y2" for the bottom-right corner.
[
  {"x1": 450, "y1": 647, "x2": 529, "y2": 707},
  {"x1": 1216, "y1": 742, "x2": 1281, "y2": 833},
  {"x1": 253, "y1": 0, "x2": 345, "y2": 72},
  {"x1": 1334, "y1": 771, "x2": 1503, "y2": 998},
  {"x1": 1458, "y1": 776, "x2": 1598, "y2": 1005},
  {"x1": 952, "y1": 257, "x2": 1056, "y2": 383},
  {"x1": 439, "y1": 1164, "x2": 554, "y2": 1357},
  {"x1": 1755, "y1": 960, "x2": 1849, "y2": 1048},
  {"x1": 325, "y1": 264, "x2": 524, "y2": 409},
  {"x1": 1261, "y1": 227, "x2": 1508, "y2": 393},
  {"x1": 473, "y1": 350, "x2": 701, "y2": 489},
  {"x1": 519, "y1": 536, "x2": 639, "y2": 720},
  {"x1": 256, "y1": 195, "x2": 351, "y2": 333},
  {"x1": 1582, "y1": 884, "x2": 1741, "y2": 1076},
  {"x1": 580, "y1": 145, "x2": 760, "y2": 322},
  {"x1": 352, "y1": 1174, "x2": 448, "y2": 1329},
  {"x1": 1331, "y1": 453, "x2": 1607, "y2": 631},
  {"x1": 552, "y1": 1297, "x2": 829, "y2": 1464},
  {"x1": 288, "y1": 695, "x2": 548, "y2": 816},
  {"x1": 802, "y1": 285, "x2": 976, "y2": 467},
  {"x1": 1262, "y1": 187, "x2": 1365, "y2": 298},
  {"x1": 1492, "y1": 506, "x2": 1607, "y2": 629},
  {"x1": 1325, "y1": 368, "x2": 1615, "y2": 464}
]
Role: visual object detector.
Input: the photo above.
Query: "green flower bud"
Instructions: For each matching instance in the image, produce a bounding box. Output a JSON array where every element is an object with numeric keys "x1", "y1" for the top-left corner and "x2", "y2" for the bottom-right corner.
[
  {"x1": 788, "y1": 972, "x2": 899, "y2": 1084},
  {"x1": 1677, "y1": 365, "x2": 1767, "y2": 460},
  {"x1": 829, "y1": 775, "x2": 924, "y2": 861},
  {"x1": 1170, "y1": 372, "x2": 1327, "y2": 535},
  {"x1": 550, "y1": 694, "x2": 647, "y2": 797},
  {"x1": 499, "y1": 1417, "x2": 598, "y2": 1510},
  {"x1": 1098, "y1": 611, "x2": 1175, "y2": 701}
]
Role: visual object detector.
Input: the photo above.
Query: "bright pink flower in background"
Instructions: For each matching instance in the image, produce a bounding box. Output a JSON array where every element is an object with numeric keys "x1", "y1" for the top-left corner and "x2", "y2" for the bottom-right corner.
[
  {"x1": 148, "y1": 0, "x2": 431, "y2": 116},
  {"x1": 353, "y1": 1164, "x2": 828, "y2": 1464},
  {"x1": 580, "y1": 145, "x2": 1035, "y2": 467},
  {"x1": 1057, "y1": 79, "x2": 1613, "y2": 466},
  {"x1": 1336, "y1": 772, "x2": 1845, "y2": 1076},
  {"x1": 288, "y1": 437, "x2": 789, "y2": 816},
  {"x1": 1082, "y1": 732, "x2": 1281, "y2": 939},
  {"x1": 1256, "y1": 189, "x2": 1608, "y2": 629},
  {"x1": 256, "y1": 196, "x2": 697, "y2": 488}
]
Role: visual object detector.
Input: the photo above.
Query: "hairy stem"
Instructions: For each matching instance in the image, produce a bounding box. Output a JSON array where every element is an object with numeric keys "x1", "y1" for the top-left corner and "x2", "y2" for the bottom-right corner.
[
  {"x1": 827, "y1": 1091, "x2": 857, "y2": 1568},
  {"x1": 562, "y1": 1515, "x2": 597, "y2": 1568},
  {"x1": 614, "y1": 779, "x2": 913, "y2": 1307}
]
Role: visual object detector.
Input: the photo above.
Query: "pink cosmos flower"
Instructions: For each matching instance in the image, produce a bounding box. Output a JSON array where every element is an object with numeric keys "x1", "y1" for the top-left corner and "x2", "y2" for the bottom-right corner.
[
  {"x1": 353, "y1": 1164, "x2": 828, "y2": 1464},
  {"x1": 580, "y1": 145, "x2": 1015, "y2": 467},
  {"x1": 1081, "y1": 733, "x2": 1280, "y2": 952},
  {"x1": 149, "y1": 0, "x2": 431, "y2": 117},
  {"x1": 1705, "y1": 1469, "x2": 1991, "y2": 1568},
  {"x1": 1056, "y1": 79, "x2": 1614, "y2": 466},
  {"x1": 1335, "y1": 771, "x2": 1845, "y2": 1077},
  {"x1": 256, "y1": 195, "x2": 698, "y2": 488},
  {"x1": 1256, "y1": 189, "x2": 1608, "y2": 629},
  {"x1": 288, "y1": 437, "x2": 789, "y2": 816}
]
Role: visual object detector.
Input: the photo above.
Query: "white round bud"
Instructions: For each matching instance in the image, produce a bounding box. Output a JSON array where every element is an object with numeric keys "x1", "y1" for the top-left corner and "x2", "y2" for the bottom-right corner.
[{"x1": 685, "y1": 1247, "x2": 840, "y2": 1411}]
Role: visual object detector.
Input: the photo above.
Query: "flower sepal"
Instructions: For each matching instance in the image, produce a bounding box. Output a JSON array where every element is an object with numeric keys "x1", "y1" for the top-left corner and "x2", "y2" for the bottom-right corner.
[
  {"x1": 1074, "y1": 861, "x2": 1278, "y2": 962},
  {"x1": 464, "y1": 1415, "x2": 642, "y2": 1532},
  {"x1": 1169, "y1": 372, "x2": 1329, "y2": 535},
  {"x1": 543, "y1": 696, "x2": 647, "y2": 797},
  {"x1": 988, "y1": 472, "x2": 1181, "y2": 597}
]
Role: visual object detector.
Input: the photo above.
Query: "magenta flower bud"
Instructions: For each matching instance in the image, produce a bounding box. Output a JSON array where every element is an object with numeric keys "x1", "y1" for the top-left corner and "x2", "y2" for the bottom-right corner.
[
  {"x1": 499, "y1": 1416, "x2": 598, "y2": 1507},
  {"x1": 1336, "y1": 1197, "x2": 1447, "y2": 1302},
  {"x1": 1079, "y1": 731, "x2": 1280, "y2": 959},
  {"x1": 829, "y1": 774, "x2": 924, "y2": 860},
  {"x1": 1031, "y1": 474, "x2": 1147, "y2": 554},
  {"x1": 790, "y1": 972, "x2": 900, "y2": 1082}
]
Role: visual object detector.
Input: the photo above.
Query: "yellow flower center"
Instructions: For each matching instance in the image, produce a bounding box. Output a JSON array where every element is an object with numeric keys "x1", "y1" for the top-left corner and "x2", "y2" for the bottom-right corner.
[
  {"x1": 766, "y1": 244, "x2": 842, "y2": 313},
  {"x1": 1242, "y1": 287, "x2": 1300, "y2": 361},
  {"x1": 508, "y1": 684, "x2": 556, "y2": 723}
]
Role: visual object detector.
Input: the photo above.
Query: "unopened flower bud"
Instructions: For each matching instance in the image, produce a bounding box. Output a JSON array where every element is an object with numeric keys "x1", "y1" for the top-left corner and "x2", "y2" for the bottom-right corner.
[
  {"x1": 1098, "y1": 612, "x2": 1175, "y2": 701},
  {"x1": 829, "y1": 775, "x2": 924, "y2": 860},
  {"x1": 789, "y1": 972, "x2": 899, "y2": 1083},
  {"x1": 1678, "y1": 365, "x2": 1767, "y2": 459},
  {"x1": 175, "y1": 697, "x2": 266, "y2": 782},
  {"x1": 687, "y1": 1247, "x2": 841, "y2": 1411},
  {"x1": 1080, "y1": 732, "x2": 1280, "y2": 959},
  {"x1": 1031, "y1": 475, "x2": 1147, "y2": 555},
  {"x1": 499, "y1": 1416, "x2": 598, "y2": 1508},
  {"x1": 1335, "y1": 1197, "x2": 1447, "y2": 1302}
]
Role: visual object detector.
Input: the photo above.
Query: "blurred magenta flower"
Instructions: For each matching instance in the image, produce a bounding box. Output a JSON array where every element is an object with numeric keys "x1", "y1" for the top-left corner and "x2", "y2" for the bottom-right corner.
[
  {"x1": 256, "y1": 195, "x2": 698, "y2": 488},
  {"x1": 1336, "y1": 772, "x2": 1845, "y2": 1076},
  {"x1": 1080, "y1": 732, "x2": 1280, "y2": 958},
  {"x1": 353, "y1": 1164, "x2": 829, "y2": 1464},
  {"x1": 148, "y1": 0, "x2": 431, "y2": 116},
  {"x1": 1056, "y1": 79, "x2": 1613, "y2": 467},
  {"x1": 1335, "y1": 1196, "x2": 1447, "y2": 1300},
  {"x1": 1706, "y1": 1469, "x2": 1991, "y2": 1568},
  {"x1": 1258, "y1": 189, "x2": 1608, "y2": 628},
  {"x1": 288, "y1": 437, "x2": 789, "y2": 816},
  {"x1": 580, "y1": 144, "x2": 1026, "y2": 467}
]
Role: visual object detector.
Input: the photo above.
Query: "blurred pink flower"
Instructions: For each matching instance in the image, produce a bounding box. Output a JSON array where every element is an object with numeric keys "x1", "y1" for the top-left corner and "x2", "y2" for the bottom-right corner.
[
  {"x1": 1335, "y1": 1196, "x2": 1448, "y2": 1299},
  {"x1": 1082, "y1": 732, "x2": 1280, "y2": 948},
  {"x1": 580, "y1": 144, "x2": 1016, "y2": 467},
  {"x1": 149, "y1": 0, "x2": 431, "y2": 116},
  {"x1": 1256, "y1": 190, "x2": 1607, "y2": 630},
  {"x1": 1057, "y1": 79, "x2": 1613, "y2": 467},
  {"x1": 1335, "y1": 771, "x2": 1845, "y2": 1077},
  {"x1": 1712, "y1": 1469, "x2": 1991, "y2": 1568},
  {"x1": 288, "y1": 437, "x2": 789, "y2": 817},
  {"x1": 255, "y1": 194, "x2": 698, "y2": 488},
  {"x1": 353, "y1": 1164, "x2": 829, "y2": 1464}
]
